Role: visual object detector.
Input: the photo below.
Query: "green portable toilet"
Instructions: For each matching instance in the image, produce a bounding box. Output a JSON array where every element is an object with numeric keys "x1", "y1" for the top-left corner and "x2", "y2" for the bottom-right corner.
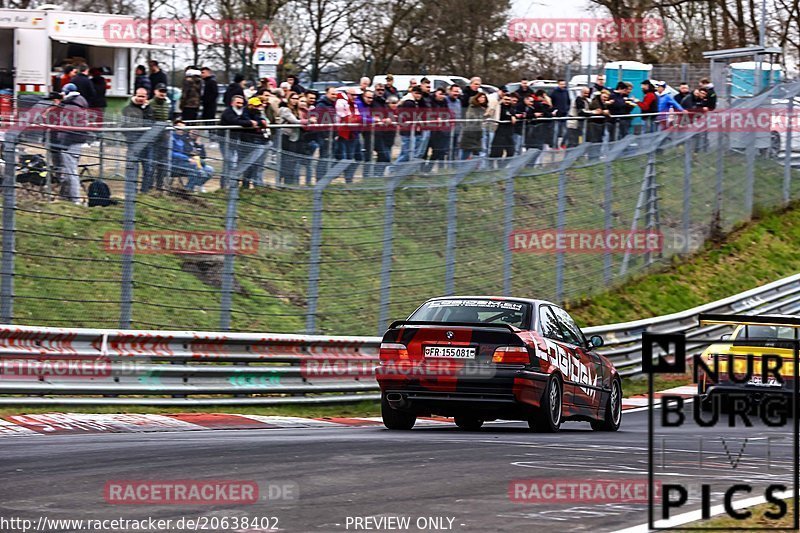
[
  {"x1": 605, "y1": 61, "x2": 652, "y2": 128},
  {"x1": 730, "y1": 61, "x2": 783, "y2": 97}
]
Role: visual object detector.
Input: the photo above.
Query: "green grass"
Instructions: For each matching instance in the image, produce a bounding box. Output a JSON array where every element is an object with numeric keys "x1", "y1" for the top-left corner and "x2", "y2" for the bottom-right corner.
[
  {"x1": 674, "y1": 498, "x2": 794, "y2": 530},
  {"x1": 567, "y1": 200, "x2": 800, "y2": 326}
]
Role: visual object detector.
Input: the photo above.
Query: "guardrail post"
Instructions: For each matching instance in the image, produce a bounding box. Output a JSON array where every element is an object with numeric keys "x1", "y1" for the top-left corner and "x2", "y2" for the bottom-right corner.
[
  {"x1": 444, "y1": 161, "x2": 479, "y2": 296},
  {"x1": 745, "y1": 136, "x2": 756, "y2": 219},
  {"x1": 682, "y1": 135, "x2": 693, "y2": 253},
  {"x1": 1, "y1": 133, "x2": 17, "y2": 324},
  {"x1": 119, "y1": 125, "x2": 167, "y2": 328},
  {"x1": 784, "y1": 97, "x2": 794, "y2": 206},
  {"x1": 306, "y1": 162, "x2": 349, "y2": 333}
]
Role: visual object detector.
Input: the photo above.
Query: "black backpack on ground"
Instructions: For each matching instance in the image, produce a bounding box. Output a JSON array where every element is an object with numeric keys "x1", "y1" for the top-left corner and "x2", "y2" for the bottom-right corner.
[{"x1": 87, "y1": 179, "x2": 116, "y2": 207}]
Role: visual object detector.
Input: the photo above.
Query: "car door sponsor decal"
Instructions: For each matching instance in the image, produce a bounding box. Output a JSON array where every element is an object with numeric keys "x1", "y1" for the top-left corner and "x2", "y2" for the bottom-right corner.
[{"x1": 542, "y1": 339, "x2": 598, "y2": 399}]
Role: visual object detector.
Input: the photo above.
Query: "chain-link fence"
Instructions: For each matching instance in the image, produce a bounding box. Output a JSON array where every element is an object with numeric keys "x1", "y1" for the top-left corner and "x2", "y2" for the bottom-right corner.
[{"x1": 1, "y1": 81, "x2": 799, "y2": 335}]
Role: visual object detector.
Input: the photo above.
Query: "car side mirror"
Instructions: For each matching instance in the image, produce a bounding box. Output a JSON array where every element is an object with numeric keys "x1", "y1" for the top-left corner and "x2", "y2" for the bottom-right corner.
[
  {"x1": 720, "y1": 333, "x2": 731, "y2": 340},
  {"x1": 589, "y1": 335, "x2": 604, "y2": 349}
]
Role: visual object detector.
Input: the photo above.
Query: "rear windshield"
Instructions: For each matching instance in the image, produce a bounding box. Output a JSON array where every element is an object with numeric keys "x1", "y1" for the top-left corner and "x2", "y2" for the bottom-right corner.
[
  {"x1": 736, "y1": 325, "x2": 797, "y2": 340},
  {"x1": 409, "y1": 299, "x2": 530, "y2": 329}
]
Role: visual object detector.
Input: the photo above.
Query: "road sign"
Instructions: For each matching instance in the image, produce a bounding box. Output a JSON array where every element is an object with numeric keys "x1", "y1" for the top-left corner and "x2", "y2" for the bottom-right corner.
[
  {"x1": 258, "y1": 65, "x2": 277, "y2": 79},
  {"x1": 256, "y1": 26, "x2": 276, "y2": 47},
  {"x1": 253, "y1": 47, "x2": 283, "y2": 65}
]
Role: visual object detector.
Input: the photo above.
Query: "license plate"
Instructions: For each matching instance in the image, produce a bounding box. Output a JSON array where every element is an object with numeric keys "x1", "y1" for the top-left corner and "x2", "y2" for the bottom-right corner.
[
  {"x1": 424, "y1": 346, "x2": 476, "y2": 359},
  {"x1": 747, "y1": 375, "x2": 781, "y2": 387}
]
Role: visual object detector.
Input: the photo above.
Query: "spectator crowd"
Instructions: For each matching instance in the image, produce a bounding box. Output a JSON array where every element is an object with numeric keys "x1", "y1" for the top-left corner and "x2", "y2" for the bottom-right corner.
[{"x1": 28, "y1": 63, "x2": 721, "y2": 202}]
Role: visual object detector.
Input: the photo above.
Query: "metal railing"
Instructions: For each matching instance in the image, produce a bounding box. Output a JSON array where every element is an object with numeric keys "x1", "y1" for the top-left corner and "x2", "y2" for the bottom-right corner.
[{"x1": 1, "y1": 270, "x2": 799, "y2": 404}]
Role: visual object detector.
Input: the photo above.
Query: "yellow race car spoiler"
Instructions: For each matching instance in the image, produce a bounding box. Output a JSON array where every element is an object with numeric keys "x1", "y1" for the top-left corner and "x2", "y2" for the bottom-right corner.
[{"x1": 699, "y1": 313, "x2": 800, "y2": 328}]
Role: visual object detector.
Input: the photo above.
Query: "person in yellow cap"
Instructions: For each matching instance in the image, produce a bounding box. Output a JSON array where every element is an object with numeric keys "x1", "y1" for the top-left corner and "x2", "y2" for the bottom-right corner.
[{"x1": 239, "y1": 96, "x2": 269, "y2": 188}]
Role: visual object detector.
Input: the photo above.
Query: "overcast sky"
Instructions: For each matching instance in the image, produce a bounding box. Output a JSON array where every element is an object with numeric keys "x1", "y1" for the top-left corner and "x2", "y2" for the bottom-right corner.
[{"x1": 511, "y1": 0, "x2": 592, "y2": 19}]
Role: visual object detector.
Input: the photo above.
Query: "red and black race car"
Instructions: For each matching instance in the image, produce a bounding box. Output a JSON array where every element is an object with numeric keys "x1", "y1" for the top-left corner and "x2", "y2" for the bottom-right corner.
[{"x1": 376, "y1": 296, "x2": 621, "y2": 432}]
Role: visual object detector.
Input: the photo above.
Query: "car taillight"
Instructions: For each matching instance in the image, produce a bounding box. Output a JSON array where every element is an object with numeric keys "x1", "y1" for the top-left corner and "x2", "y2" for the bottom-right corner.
[
  {"x1": 380, "y1": 343, "x2": 409, "y2": 361},
  {"x1": 492, "y1": 346, "x2": 529, "y2": 364}
]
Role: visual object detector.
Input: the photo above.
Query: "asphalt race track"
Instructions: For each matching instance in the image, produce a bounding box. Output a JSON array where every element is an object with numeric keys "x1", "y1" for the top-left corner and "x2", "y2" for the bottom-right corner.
[{"x1": 0, "y1": 406, "x2": 795, "y2": 533}]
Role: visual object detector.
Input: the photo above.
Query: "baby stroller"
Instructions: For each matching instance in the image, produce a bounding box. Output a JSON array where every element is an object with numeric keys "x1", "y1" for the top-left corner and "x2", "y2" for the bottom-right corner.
[{"x1": 16, "y1": 152, "x2": 51, "y2": 198}]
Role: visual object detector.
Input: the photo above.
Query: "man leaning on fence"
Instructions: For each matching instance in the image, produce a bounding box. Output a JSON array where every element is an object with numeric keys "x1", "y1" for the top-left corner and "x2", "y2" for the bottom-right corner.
[
  {"x1": 52, "y1": 83, "x2": 89, "y2": 205},
  {"x1": 220, "y1": 94, "x2": 257, "y2": 189},
  {"x1": 149, "y1": 83, "x2": 172, "y2": 190},
  {"x1": 120, "y1": 87, "x2": 156, "y2": 193}
]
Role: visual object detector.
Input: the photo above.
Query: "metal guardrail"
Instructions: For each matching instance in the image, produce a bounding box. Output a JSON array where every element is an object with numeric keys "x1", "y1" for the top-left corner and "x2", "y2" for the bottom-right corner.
[{"x1": 1, "y1": 273, "x2": 800, "y2": 404}]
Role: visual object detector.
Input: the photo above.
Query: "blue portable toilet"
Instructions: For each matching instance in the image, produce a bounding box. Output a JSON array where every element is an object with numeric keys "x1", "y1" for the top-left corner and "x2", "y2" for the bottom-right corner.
[
  {"x1": 605, "y1": 61, "x2": 653, "y2": 127},
  {"x1": 730, "y1": 61, "x2": 783, "y2": 97}
]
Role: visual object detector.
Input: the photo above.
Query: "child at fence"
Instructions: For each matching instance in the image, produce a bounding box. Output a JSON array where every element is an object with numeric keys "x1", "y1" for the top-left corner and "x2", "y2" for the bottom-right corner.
[
  {"x1": 170, "y1": 119, "x2": 206, "y2": 192},
  {"x1": 187, "y1": 129, "x2": 214, "y2": 192}
]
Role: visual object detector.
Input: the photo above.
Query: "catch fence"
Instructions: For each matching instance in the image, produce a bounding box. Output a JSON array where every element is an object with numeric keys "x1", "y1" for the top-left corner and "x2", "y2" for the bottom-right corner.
[{"x1": 0, "y1": 81, "x2": 799, "y2": 335}]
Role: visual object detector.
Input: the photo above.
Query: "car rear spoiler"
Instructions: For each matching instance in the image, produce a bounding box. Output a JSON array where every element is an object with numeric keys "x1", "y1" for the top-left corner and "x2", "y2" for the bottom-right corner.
[
  {"x1": 387, "y1": 320, "x2": 517, "y2": 332},
  {"x1": 699, "y1": 313, "x2": 800, "y2": 328}
]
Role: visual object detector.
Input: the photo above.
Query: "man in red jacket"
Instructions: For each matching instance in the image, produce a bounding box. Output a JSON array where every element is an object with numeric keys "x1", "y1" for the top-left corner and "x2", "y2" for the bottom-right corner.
[{"x1": 637, "y1": 80, "x2": 659, "y2": 133}]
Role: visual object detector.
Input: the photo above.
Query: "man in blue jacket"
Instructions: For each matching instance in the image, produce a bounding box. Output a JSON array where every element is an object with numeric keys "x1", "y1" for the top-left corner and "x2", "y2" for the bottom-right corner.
[
  {"x1": 655, "y1": 81, "x2": 685, "y2": 129},
  {"x1": 170, "y1": 119, "x2": 205, "y2": 191}
]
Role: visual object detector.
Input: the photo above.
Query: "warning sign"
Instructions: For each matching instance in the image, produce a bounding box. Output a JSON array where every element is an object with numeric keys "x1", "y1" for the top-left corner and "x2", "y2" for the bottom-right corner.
[{"x1": 255, "y1": 25, "x2": 276, "y2": 47}]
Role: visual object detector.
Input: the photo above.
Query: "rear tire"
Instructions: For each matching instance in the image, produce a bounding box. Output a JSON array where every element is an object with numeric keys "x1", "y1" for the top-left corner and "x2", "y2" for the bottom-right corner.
[
  {"x1": 381, "y1": 393, "x2": 416, "y2": 430},
  {"x1": 529, "y1": 376, "x2": 562, "y2": 432},
  {"x1": 592, "y1": 378, "x2": 622, "y2": 431},
  {"x1": 454, "y1": 415, "x2": 484, "y2": 431}
]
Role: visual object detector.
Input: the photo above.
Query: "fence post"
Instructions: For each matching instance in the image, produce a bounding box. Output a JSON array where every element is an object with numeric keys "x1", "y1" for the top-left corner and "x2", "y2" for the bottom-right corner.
[
  {"x1": 119, "y1": 125, "x2": 167, "y2": 329},
  {"x1": 680, "y1": 63, "x2": 688, "y2": 83},
  {"x1": 554, "y1": 167, "x2": 568, "y2": 302},
  {"x1": 118, "y1": 151, "x2": 139, "y2": 329},
  {"x1": 99, "y1": 131, "x2": 105, "y2": 183},
  {"x1": 165, "y1": 129, "x2": 173, "y2": 190},
  {"x1": 503, "y1": 166, "x2": 515, "y2": 296},
  {"x1": 784, "y1": 97, "x2": 794, "y2": 206},
  {"x1": 275, "y1": 128, "x2": 283, "y2": 184},
  {"x1": 44, "y1": 129, "x2": 53, "y2": 201},
  {"x1": 745, "y1": 137, "x2": 756, "y2": 219},
  {"x1": 682, "y1": 136, "x2": 693, "y2": 253},
  {"x1": 713, "y1": 132, "x2": 725, "y2": 234},
  {"x1": 502, "y1": 151, "x2": 536, "y2": 295},
  {"x1": 603, "y1": 157, "x2": 613, "y2": 285},
  {"x1": 444, "y1": 161, "x2": 480, "y2": 296},
  {"x1": 220, "y1": 143, "x2": 267, "y2": 330},
  {"x1": 221, "y1": 130, "x2": 231, "y2": 190},
  {"x1": 305, "y1": 161, "x2": 350, "y2": 334},
  {"x1": 0, "y1": 133, "x2": 17, "y2": 323},
  {"x1": 377, "y1": 177, "x2": 399, "y2": 334}
]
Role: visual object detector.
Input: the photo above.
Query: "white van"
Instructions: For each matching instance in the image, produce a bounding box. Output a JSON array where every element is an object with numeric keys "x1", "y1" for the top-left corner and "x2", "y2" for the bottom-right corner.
[{"x1": 372, "y1": 74, "x2": 469, "y2": 94}]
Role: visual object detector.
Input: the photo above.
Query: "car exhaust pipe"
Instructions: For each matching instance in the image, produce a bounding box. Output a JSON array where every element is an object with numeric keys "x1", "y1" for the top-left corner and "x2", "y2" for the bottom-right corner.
[{"x1": 386, "y1": 392, "x2": 408, "y2": 408}]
